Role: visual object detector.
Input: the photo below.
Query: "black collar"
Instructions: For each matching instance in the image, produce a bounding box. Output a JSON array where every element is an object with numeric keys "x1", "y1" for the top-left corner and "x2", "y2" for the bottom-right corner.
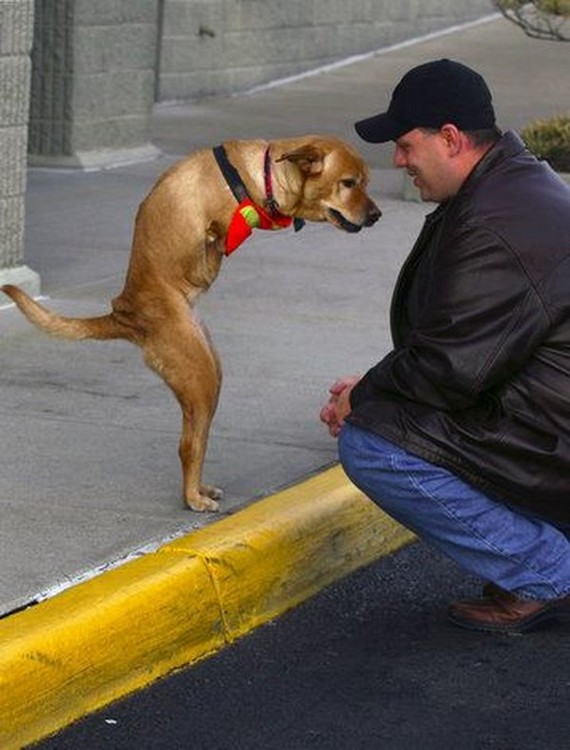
[
  {"x1": 213, "y1": 144, "x2": 305, "y2": 230},
  {"x1": 213, "y1": 144, "x2": 249, "y2": 203},
  {"x1": 213, "y1": 143, "x2": 280, "y2": 215}
]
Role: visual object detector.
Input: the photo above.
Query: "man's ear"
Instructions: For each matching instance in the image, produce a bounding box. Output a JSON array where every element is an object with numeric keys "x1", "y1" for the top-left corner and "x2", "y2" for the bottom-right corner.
[
  {"x1": 275, "y1": 145, "x2": 324, "y2": 175},
  {"x1": 440, "y1": 123, "x2": 462, "y2": 156}
]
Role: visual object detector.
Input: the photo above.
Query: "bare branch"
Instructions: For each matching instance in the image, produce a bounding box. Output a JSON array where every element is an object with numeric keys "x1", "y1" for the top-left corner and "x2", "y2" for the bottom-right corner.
[{"x1": 493, "y1": 0, "x2": 570, "y2": 41}]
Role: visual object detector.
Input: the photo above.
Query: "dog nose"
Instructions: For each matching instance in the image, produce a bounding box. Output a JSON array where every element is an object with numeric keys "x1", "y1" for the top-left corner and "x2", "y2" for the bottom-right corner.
[{"x1": 366, "y1": 202, "x2": 382, "y2": 226}]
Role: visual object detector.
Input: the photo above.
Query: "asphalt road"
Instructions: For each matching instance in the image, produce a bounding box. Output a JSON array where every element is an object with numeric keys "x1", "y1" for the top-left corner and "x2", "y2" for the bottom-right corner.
[{"x1": 34, "y1": 541, "x2": 570, "y2": 750}]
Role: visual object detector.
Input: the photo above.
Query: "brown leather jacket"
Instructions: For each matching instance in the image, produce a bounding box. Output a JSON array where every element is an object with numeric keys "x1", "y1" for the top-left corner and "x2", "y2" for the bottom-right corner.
[{"x1": 349, "y1": 130, "x2": 570, "y2": 523}]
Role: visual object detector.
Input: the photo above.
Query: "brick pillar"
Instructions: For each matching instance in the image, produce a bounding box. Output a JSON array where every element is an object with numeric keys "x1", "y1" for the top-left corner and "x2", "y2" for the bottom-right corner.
[
  {"x1": 0, "y1": 0, "x2": 39, "y2": 296},
  {"x1": 28, "y1": 0, "x2": 160, "y2": 169}
]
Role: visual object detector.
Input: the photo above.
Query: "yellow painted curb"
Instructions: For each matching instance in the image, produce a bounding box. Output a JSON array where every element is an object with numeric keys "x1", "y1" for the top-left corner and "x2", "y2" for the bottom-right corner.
[{"x1": 0, "y1": 465, "x2": 414, "y2": 749}]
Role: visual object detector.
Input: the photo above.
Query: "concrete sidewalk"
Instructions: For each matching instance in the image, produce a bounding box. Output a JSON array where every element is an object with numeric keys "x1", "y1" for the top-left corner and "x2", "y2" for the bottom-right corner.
[{"x1": 2, "y1": 15, "x2": 570, "y2": 747}]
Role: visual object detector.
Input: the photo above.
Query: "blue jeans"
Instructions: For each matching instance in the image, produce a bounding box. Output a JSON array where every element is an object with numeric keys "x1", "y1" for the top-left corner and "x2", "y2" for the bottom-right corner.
[{"x1": 339, "y1": 423, "x2": 570, "y2": 600}]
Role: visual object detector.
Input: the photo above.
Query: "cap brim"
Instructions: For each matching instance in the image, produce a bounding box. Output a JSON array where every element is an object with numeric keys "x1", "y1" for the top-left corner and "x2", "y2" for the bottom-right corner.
[{"x1": 354, "y1": 112, "x2": 409, "y2": 143}]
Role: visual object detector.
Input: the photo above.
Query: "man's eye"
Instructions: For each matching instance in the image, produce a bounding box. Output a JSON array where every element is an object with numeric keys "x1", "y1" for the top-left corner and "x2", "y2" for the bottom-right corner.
[{"x1": 340, "y1": 179, "x2": 357, "y2": 189}]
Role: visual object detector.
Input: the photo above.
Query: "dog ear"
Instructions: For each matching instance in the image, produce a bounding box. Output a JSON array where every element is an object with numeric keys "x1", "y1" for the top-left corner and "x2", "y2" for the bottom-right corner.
[{"x1": 275, "y1": 145, "x2": 324, "y2": 175}]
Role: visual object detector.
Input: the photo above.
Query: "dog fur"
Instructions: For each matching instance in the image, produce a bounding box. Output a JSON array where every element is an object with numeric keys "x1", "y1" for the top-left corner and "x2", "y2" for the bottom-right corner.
[{"x1": 2, "y1": 135, "x2": 380, "y2": 511}]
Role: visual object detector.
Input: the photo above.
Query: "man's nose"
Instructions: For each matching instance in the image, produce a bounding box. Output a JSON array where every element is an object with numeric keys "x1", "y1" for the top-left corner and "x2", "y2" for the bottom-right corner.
[{"x1": 392, "y1": 146, "x2": 406, "y2": 169}]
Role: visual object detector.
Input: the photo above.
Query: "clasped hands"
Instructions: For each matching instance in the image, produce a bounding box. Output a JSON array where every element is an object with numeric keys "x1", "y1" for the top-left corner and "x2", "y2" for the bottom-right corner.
[{"x1": 319, "y1": 375, "x2": 361, "y2": 438}]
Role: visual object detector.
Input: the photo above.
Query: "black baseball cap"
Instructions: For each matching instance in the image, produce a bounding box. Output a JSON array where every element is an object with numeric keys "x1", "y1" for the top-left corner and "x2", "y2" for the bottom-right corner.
[{"x1": 355, "y1": 59, "x2": 496, "y2": 143}]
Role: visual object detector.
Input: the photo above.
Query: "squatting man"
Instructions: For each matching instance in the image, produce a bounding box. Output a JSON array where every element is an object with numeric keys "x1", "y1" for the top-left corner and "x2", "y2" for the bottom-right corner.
[{"x1": 320, "y1": 59, "x2": 570, "y2": 634}]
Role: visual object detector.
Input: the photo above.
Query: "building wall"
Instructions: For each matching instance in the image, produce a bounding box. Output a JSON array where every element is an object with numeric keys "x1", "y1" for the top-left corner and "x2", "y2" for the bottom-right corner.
[
  {"x1": 0, "y1": 0, "x2": 38, "y2": 294},
  {"x1": 28, "y1": 0, "x2": 159, "y2": 168},
  {"x1": 156, "y1": 0, "x2": 494, "y2": 102}
]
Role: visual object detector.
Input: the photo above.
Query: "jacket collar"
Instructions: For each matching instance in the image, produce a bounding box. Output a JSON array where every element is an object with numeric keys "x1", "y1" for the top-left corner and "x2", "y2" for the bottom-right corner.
[{"x1": 457, "y1": 130, "x2": 527, "y2": 197}]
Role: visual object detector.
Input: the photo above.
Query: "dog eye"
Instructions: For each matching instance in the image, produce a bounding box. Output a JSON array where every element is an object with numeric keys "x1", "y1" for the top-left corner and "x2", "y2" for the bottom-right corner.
[{"x1": 340, "y1": 178, "x2": 357, "y2": 189}]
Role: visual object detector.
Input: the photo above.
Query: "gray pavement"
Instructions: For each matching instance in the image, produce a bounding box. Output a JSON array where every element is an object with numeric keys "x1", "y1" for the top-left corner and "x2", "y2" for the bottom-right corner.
[{"x1": 1, "y1": 15, "x2": 569, "y2": 617}]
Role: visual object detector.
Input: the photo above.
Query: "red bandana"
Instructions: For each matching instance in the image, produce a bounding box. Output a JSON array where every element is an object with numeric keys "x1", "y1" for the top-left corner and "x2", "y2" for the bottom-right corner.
[{"x1": 225, "y1": 199, "x2": 293, "y2": 256}]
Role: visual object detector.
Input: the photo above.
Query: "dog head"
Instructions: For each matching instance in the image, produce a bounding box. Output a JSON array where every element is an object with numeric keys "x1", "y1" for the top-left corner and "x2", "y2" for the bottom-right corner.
[{"x1": 274, "y1": 136, "x2": 381, "y2": 232}]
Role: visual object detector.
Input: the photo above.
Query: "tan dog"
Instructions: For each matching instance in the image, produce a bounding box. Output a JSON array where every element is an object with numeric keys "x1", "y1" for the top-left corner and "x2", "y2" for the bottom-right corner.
[{"x1": 2, "y1": 135, "x2": 380, "y2": 511}]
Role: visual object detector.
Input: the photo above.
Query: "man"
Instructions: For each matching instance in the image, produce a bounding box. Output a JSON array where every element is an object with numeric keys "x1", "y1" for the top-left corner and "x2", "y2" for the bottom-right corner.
[{"x1": 320, "y1": 59, "x2": 570, "y2": 634}]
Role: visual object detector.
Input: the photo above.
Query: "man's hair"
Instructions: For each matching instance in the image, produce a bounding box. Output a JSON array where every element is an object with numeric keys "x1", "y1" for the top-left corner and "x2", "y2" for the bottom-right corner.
[
  {"x1": 464, "y1": 126, "x2": 503, "y2": 148},
  {"x1": 420, "y1": 125, "x2": 503, "y2": 149}
]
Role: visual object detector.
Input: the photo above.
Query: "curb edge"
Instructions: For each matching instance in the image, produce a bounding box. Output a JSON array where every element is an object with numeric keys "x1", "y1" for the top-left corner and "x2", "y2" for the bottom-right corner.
[{"x1": 0, "y1": 465, "x2": 414, "y2": 748}]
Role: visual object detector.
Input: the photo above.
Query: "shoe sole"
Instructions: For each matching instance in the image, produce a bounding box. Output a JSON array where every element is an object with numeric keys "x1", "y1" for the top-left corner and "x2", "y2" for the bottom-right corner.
[{"x1": 447, "y1": 607, "x2": 570, "y2": 635}]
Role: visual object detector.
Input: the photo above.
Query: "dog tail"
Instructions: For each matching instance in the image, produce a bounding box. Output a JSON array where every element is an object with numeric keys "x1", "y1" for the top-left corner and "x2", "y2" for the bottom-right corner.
[{"x1": 2, "y1": 285, "x2": 127, "y2": 341}]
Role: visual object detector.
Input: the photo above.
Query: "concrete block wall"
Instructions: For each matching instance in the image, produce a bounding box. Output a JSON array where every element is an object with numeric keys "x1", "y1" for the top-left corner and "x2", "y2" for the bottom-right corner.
[
  {"x1": 0, "y1": 0, "x2": 39, "y2": 295},
  {"x1": 0, "y1": 0, "x2": 493, "y2": 288},
  {"x1": 28, "y1": 0, "x2": 160, "y2": 168},
  {"x1": 157, "y1": 0, "x2": 494, "y2": 102}
]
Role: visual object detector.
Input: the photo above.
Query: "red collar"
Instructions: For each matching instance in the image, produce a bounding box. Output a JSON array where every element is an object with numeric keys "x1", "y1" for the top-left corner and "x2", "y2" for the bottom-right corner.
[
  {"x1": 263, "y1": 146, "x2": 305, "y2": 236},
  {"x1": 263, "y1": 147, "x2": 281, "y2": 218}
]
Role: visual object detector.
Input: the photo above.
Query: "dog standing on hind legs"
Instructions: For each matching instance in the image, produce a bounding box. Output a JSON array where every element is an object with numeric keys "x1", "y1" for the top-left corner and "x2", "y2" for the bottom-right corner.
[{"x1": 2, "y1": 134, "x2": 381, "y2": 511}]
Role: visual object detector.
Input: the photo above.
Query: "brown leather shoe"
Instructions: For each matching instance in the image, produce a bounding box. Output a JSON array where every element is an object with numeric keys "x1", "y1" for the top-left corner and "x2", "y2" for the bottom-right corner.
[
  {"x1": 481, "y1": 582, "x2": 510, "y2": 600},
  {"x1": 448, "y1": 589, "x2": 570, "y2": 634}
]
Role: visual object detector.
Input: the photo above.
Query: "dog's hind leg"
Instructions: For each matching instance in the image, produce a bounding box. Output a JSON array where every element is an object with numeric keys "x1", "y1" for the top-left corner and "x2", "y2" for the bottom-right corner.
[{"x1": 142, "y1": 309, "x2": 223, "y2": 512}]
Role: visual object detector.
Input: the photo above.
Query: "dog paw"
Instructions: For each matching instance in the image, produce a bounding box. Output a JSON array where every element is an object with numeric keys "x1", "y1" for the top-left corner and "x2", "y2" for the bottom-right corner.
[
  {"x1": 185, "y1": 492, "x2": 220, "y2": 512},
  {"x1": 201, "y1": 484, "x2": 224, "y2": 501}
]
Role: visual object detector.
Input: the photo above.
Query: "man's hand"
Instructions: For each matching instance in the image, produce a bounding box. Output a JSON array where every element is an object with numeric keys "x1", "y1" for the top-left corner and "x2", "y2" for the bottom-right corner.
[{"x1": 319, "y1": 375, "x2": 361, "y2": 438}]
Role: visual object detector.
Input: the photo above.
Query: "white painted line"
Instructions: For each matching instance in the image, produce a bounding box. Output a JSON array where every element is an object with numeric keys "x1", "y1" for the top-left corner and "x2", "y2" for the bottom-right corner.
[{"x1": 241, "y1": 14, "x2": 501, "y2": 95}]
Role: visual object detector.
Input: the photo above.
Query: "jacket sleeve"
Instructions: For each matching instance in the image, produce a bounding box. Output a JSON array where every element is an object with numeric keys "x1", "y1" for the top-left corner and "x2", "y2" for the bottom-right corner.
[{"x1": 350, "y1": 223, "x2": 551, "y2": 412}]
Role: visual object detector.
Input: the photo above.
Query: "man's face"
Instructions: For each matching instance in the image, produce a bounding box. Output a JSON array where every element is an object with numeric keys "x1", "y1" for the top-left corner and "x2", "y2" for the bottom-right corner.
[{"x1": 392, "y1": 128, "x2": 458, "y2": 203}]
